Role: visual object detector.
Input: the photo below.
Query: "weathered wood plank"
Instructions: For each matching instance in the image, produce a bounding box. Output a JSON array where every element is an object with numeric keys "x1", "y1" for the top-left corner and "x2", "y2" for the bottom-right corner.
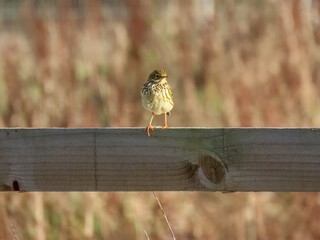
[{"x1": 0, "y1": 128, "x2": 319, "y2": 191}]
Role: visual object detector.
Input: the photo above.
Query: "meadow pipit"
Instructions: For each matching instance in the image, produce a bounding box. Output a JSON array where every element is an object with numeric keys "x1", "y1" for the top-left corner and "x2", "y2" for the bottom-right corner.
[{"x1": 141, "y1": 69, "x2": 174, "y2": 136}]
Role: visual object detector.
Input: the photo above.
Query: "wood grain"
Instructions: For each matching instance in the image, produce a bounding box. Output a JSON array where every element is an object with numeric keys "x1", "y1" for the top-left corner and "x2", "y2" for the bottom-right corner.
[{"x1": 0, "y1": 128, "x2": 319, "y2": 191}]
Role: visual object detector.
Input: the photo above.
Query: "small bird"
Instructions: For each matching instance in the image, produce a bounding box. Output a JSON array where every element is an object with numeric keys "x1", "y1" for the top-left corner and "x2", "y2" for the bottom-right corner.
[{"x1": 141, "y1": 69, "x2": 174, "y2": 136}]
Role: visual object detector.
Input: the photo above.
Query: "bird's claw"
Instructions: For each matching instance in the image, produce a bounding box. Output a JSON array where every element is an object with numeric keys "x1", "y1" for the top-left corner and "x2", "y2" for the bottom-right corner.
[
  {"x1": 145, "y1": 124, "x2": 154, "y2": 137},
  {"x1": 161, "y1": 124, "x2": 168, "y2": 130}
]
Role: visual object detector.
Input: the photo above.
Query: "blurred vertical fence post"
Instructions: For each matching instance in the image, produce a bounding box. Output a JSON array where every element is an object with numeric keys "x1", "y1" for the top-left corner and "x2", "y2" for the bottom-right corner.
[{"x1": 0, "y1": 128, "x2": 320, "y2": 192}]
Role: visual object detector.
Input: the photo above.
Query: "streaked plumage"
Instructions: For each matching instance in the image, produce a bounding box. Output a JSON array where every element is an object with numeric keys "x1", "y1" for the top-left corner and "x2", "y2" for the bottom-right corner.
[{"x1": 141, "y1": 69, "x2": 174, "y2": 136}]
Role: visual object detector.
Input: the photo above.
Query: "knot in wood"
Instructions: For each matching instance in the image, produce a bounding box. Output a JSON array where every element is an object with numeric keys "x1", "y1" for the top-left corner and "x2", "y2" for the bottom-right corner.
[
  {"x1": 199, "y1": 154, "x2": 225, "y2": 184},
  {"x1": 12, "y1": 180, "x2": 20, "y2": 191}
]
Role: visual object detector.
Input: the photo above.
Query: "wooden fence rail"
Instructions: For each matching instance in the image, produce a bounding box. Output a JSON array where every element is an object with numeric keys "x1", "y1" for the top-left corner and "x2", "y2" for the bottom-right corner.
[{"x1": 0, "y1": 128, "x2": 319, "y2": 192}]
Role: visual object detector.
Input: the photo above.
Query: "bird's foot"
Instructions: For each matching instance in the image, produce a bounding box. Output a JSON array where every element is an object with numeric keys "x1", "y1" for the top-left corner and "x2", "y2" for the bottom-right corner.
[
  {"x1": 145, "y1": 124, "x2": 154, "y2": 137},
  {"x1": 161, "y1": 124, "x2": 168, "y2": 130}
]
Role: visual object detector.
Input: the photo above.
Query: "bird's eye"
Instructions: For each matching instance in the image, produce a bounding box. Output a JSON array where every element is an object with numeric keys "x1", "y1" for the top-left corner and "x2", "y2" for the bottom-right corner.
[{"x1": 155, "y1": 73, "x2": 160, "y2": 78}]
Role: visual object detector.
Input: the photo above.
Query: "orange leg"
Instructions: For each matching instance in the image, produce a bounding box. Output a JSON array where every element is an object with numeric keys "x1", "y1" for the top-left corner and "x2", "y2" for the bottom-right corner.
[
  {"x1": 162, "y1": 112, "x2": 168, "y2": 129},
  {"x1": 145, "y1": 113, "x2": 155, "y2": 137}
]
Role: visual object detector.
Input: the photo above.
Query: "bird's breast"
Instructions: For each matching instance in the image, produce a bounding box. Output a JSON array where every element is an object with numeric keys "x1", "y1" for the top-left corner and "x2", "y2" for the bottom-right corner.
[{"x1": 141, "y1": 83, "x2": 173, "y2": 115}]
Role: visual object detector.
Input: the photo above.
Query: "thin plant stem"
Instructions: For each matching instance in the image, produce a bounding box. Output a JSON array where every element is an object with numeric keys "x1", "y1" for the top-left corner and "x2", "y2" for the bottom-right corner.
[
  {"x1": 10, "y1": 224, "x2": 18, "y2": 240},
  {"x1": 153, "y1": 192, "x2": 176, "y2": 240},
  {"x1": 144, "y1": 229, "x2": 150, "y2": 240}
]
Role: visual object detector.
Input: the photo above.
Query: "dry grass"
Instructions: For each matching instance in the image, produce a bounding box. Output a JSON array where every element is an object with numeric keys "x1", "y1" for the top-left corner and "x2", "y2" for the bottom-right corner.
[{"x1": 0, "y1": 0, "x2": 320, "y2": 239}]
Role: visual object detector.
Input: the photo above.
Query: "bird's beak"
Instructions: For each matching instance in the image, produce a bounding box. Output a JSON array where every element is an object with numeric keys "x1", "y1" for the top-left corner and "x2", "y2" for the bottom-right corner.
[{"x1": 159, "y1": 77, "x2": 167, "y2": 84}]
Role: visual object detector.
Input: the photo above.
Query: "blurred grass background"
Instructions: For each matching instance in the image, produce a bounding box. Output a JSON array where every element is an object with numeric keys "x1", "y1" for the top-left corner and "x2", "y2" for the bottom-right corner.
[{"x1": 0, "y1": 0, "x2": 320, "y2": 239}]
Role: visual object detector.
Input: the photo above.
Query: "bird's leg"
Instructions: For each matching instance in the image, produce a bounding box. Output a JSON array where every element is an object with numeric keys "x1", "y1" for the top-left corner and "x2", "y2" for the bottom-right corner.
[
  {"x1": 145, "y1": 113, "x2": 155, "y2": 137},
  {"x1": 162, "y1": 112, "x2": 168, "y2": 129}
]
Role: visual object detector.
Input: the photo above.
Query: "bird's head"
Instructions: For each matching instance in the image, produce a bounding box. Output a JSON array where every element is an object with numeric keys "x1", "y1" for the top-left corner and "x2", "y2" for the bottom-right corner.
[{"x1": 148, "y1": 69, "x2": 168, "y2": 83}]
